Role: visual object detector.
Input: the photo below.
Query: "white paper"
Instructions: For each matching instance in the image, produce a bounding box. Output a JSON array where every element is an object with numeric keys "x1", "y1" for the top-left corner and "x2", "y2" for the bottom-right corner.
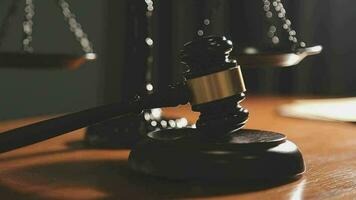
[{"x1": 278, "y1": 97, "x2": 356, "y2": 122}]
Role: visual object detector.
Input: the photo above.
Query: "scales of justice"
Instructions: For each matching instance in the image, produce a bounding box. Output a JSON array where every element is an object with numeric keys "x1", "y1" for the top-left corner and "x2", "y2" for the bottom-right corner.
[{"x1": 0, "y1": 0, "x2": 322, "y2": 181}]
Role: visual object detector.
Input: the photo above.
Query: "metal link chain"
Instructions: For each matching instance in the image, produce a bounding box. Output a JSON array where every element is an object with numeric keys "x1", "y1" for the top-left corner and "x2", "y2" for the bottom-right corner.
[
  {"x1": 23, "y1": 0, "x2": 35, "y2": 52},
  {"x1": 262, "y1": 0, "x2": 306, "y2": 49},
  {"x1": 144, "y1": 0, "x2": 155, "y2": 93},
  {"x1": 196, "y1": 0, "x2": 222, "y2": 37},
  {"x1": 57, "y1": 0, "x2": 94, "y2": 53},
  {"x1": 22, "y1": 0, "x2": 94, "y2": 54}
]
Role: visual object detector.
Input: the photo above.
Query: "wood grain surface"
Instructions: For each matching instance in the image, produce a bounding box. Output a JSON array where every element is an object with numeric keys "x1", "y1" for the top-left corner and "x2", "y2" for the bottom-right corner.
[{"x1": 0, "y1": 97, "x2": 355, "y2": 200}]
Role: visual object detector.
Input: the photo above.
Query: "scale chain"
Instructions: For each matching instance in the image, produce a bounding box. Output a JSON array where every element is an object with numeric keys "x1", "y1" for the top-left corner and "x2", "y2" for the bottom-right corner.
[
  {"x1": 23, "y1": 0, "x2": 35, "y2": 52},
  {"x1": 23, "y1": 0, "x2": 94, "y2": 54},
  {"x1": 262, "y1": 0, "x2": 306, "y2": 50},
  {"x1": 57, "y1": 0, "x2": 94, "y2": 54},
  {"x1": 195, "y1": 0, "x2": 222, "y2": 37}
]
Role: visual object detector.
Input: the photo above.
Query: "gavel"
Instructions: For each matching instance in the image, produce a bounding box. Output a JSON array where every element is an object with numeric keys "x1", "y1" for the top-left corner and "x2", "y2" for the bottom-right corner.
[{"x1": 0, "y1": 36, "x2": 304, "y2": 180}]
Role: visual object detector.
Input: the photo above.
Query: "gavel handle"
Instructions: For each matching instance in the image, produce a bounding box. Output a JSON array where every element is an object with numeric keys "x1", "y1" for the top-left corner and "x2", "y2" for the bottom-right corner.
[
  {"x1": 0, "y1": 101, "x2": 141, "y2": 154},
  {"x1": 0, "y1": 83, "x2": 189, "y2": 154}
]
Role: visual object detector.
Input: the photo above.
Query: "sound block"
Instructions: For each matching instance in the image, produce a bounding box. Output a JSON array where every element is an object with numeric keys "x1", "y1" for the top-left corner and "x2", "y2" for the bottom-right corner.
[{"x1": 129, "y1": 128, "x2": 305, "y2": 180}]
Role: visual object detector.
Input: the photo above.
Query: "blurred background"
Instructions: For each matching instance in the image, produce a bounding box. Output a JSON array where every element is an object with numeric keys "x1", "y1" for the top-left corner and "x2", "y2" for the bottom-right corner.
[{"x1": 0, "y1": 0, "x2": 356, "y2": 120}]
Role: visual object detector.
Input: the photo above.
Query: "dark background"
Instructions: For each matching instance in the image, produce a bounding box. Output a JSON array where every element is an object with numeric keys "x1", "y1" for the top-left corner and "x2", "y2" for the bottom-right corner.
[{"x1": 1, "y1": 0, "x2": 355, "y2": 119}]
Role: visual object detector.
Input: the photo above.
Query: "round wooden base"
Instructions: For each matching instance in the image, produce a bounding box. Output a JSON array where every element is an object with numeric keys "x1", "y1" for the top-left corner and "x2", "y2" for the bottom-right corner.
[{"x1": 129, "y1": 128, "x2": 305, "y2": 180}]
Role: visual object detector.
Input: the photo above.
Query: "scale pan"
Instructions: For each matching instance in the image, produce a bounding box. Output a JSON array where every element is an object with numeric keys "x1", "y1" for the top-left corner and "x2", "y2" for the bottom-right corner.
[
  {"x1": 236, "y1": 45, "x2": 322, "y2": 67},
  {"x1": 0, "y1": 52, "x2": 97, "y2": 69}
]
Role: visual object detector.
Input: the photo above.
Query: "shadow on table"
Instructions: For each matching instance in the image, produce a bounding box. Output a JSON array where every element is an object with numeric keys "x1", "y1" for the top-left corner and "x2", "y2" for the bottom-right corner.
[
  {"x1": 0, "y1": 139, "x2": 131, "y2": 162},
  {"x1": 0, "y1": 159, "x2": 299, "y2": 199}
]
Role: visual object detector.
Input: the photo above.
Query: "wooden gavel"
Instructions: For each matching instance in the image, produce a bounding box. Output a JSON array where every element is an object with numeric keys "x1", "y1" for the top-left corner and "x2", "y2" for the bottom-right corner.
[{"x1": 0, "y1": 36, "x2": 304, "y2": 181}]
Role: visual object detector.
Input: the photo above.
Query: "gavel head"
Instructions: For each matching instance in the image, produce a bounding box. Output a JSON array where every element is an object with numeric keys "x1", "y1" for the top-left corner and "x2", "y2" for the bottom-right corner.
[{"x1": 180, "y1": 36, "x2": 249, "y2": 135}]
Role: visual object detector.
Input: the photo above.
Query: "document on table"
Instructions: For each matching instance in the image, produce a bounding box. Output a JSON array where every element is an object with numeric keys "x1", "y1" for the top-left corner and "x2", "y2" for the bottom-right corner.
[{"x1": 278, "y1": 97, "x2": 356, "y2": 122}]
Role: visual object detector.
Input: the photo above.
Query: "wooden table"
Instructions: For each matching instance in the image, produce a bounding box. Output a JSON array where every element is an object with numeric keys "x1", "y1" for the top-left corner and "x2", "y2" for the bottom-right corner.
[{"x1": 0, "y1": 97, "x2": 355, "y2": 200}]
